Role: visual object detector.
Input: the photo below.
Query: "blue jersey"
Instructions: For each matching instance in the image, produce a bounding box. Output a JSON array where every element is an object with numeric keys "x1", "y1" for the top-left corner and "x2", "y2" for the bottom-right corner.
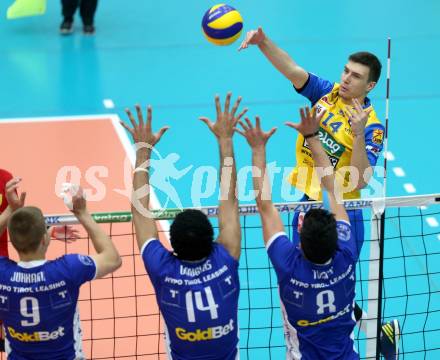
[
  {"x1": 267, "y1": 221, "x2": 360, "y2": 360},
  {"x1": 142, "y1": 239, "x2": 239, "y2": 360},
  {"x1": 0, "y1": 255, "x2": 97, "y2": 360}
]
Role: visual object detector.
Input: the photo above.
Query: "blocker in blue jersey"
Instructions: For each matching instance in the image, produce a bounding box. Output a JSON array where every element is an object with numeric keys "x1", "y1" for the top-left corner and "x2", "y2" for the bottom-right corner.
[
  {"x1": 0, "y1": 179, "x2": 121, "y2": 359},
  {"x1": 236, "y1": 107, "x2": 399, "y2": 359},
  {"x1": 122, "y1": 94, "x2": 247, "y2": 360}
]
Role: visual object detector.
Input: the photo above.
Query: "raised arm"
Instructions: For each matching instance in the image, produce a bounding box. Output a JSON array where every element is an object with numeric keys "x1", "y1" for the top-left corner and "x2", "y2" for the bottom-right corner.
[
  {"x1": 236, "y1": 117, "x2": 283, "y2": 244},
  {"x1": 238, "y1": 27, "x2": 309, "y2": 89},
  {"x1": 120, "y1": 105, "x2": 169, "y2": 251},
  {"x1": 70, "y1": 187, "x2": 122, "y2": 278},
  {"x1": 1, "y1": 177, "x2": 26, "y2": 235},
  {"x1": 349, "y1": 98, "x2": 374, "y2": 189},
  {"x1": 199, "y1": 93, "x2": 247, "y2": 260},
  {"x1": 0, "y1": 207, "x2": 12, "y2": 236},
  {"x1": 286, "y1": 107, "x2": 349, "y2": 222}
]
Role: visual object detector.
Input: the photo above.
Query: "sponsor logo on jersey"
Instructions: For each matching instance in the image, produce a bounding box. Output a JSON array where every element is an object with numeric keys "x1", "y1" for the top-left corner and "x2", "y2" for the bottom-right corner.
[
  {"x1": 337, "y1": 223, "x2": 351, "y2": 242},
  {"x1": 78, "y1": 255, "x2": 94, "y2": 266},
  {"x1": 176, "y1": 319, "x2": 234, "y2": 342},
  {"x1": 315, "y1": 104, "x2": 326, "y2": 115},
  {"x1": 297, "y1": 304, "x2": 351, "y2": 327},
  {"x1": 320, "y1": 96, "x2": 332, "y2": 106},
  {"x1": 8, "y1": 326, "x2": 65, "y2": 342},
  {"x1": 318, "y1": 129, "x2": 345, "y2": 156},
  {"x1": 304, "y1": 129, "x2": 345, "y2": 158},
  {"x1": 372, "y1": 129, "x2": 384, "y2": 145}
]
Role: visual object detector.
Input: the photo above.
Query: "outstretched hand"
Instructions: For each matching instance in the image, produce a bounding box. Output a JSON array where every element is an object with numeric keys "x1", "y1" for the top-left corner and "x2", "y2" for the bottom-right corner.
[
  {"x1": 235, "y1": 116, "x2": 277, "y2": 149},
  {"x1": 238, "y1": 27, "x2": 266, "y2": 51},
  {"x1": 70, "y1": 186, "x2": 87, "y2": 216},
  {"x1": 347, "y1": 98, "x2": 372, "y2": 136},
  {"x1": 285, "y1": 107, "x2": 326, "y2": 136},
  {"x1": 199, "y1": 92, "x2": 248, "y2": 140},
  {"x1": 5, "y1": 177, "x2": 26, "y2": 211},
  {"x1": 121, "y1": 105, "x2": 170, "y2": 147}
]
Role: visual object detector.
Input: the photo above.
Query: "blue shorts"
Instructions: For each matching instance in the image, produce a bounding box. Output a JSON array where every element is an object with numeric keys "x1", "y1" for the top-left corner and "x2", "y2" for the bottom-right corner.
[{"x1": 291, "y1": 195, "x2": 364, "y2": 255}]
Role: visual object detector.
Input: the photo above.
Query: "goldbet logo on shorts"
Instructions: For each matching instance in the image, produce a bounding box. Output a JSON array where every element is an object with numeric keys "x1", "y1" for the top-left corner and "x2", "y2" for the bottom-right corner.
[
  {"x1": 8, "y1": 326, "x2": 65, "y2": 342},
  {"x1": 176, "y1": 319, "x2": 234, "y2": 342}
]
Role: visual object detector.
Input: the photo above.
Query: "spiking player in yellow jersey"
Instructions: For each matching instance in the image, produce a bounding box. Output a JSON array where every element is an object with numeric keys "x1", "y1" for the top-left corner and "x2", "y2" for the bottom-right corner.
[{"x1": 239, "y1": 28, "x2": 400, "y2": 359}]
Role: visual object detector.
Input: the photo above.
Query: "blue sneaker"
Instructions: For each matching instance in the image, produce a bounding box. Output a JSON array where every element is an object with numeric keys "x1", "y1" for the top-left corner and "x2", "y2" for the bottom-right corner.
[{"x1": 380, "y1": 319, "x2": 400, "y2": 359}]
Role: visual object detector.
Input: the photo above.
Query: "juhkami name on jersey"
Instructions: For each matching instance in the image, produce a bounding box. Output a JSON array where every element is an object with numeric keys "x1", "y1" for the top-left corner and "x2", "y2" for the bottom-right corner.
[{"x1": 10, "y1": 271, "x2": 46, "y2": 283}]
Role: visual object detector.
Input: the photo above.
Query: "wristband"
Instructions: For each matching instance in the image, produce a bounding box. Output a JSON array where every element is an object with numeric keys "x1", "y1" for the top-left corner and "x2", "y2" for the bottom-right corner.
[
  {"x1": 304, "y1": 131, "x2": 319, "y2": 139},
  {"x1": 322, "y1": 190, "x2": 330, "y2": 211},
  {"x1": 133, "y1": 167, "x2": 148, "y2": 174}
]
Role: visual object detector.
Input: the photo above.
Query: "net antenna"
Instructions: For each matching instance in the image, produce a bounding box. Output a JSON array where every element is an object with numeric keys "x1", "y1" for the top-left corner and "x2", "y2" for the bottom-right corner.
[{"x1": 373, "y1": 37, "x2": 392, "y2": 216}]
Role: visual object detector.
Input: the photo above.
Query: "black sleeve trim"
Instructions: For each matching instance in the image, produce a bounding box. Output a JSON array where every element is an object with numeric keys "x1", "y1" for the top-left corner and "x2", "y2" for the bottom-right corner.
[{"x1": 293, "y1": 72, "x2": 311, "y2": 93}]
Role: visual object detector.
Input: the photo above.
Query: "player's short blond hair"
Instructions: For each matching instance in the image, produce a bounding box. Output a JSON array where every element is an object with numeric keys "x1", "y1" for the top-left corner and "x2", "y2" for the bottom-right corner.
[{"x1": 8, "y1": 206, "x2": 47, "y2": 254}]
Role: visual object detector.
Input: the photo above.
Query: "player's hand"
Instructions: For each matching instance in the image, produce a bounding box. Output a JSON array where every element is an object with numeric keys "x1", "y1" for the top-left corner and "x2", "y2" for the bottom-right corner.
[
  {"x1": 199, "y1": 92, "x2": 248, "y2": 140},
  {"x1": 235, "y1": 116, "x2": 276, "y2": 149},
  {"x1": 71, "y1": 186, "x2": 87, "y2": 216},
  {"x1": 347, "y1": 98, "x2": 372, "y2": 136},
  {"x1": 285, "y1": 106, "x2": 326, "y2": 137},
  {"x1": 49, "y1": 225, "x2": 80, "y2": 243},
  {"x1": 5, "y1": 177, "x2": 26, "y2": 211},
  {"x1": 238, "y1": 27, "x2": 266, "y2": 51},
  {"x1": 121, "y1": 105, "x2": 170, "y2": 147}
]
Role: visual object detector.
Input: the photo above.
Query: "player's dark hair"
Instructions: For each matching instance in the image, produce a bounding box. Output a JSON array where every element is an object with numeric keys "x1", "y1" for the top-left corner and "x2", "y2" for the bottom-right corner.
[
  {"x1": 170, "y1": 209, "x2": 214, "y2": 261},
  {"x1": 8, "y1": 207, "x2": 47, "y2": 254},
  {"x1": 300, "y1": 209, "x2": 338, "y2": 264},
  {"x1": 349, "y1": 51, "x2": 382, "y2": 83}
]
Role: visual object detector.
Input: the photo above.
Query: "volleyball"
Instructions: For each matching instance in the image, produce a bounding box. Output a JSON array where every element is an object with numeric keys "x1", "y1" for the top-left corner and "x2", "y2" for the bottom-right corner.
[{"x1": 202, "y1": 4, "x2": 243, "y2": 46}]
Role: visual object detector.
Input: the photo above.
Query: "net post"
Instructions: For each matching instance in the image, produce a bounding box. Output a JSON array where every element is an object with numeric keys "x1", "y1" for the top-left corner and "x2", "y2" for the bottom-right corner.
[
  {"x1": 375, "y1": 211, "x2": 386, "y2": 360},
  {"x1": 365, "y1": 208, "x2": 384, "y2": 358}
]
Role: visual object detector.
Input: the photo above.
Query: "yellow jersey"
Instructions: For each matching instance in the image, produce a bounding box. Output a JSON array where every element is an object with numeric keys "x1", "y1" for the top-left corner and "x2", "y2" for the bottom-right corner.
[{"x1": 288, "y1": 73, "x2": 385, "y2": 200}]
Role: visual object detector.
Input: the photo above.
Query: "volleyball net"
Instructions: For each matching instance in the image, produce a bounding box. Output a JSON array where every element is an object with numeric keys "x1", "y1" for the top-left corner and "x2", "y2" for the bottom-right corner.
[{"x1": 4, "y1": 193, "x2": 440, "y2": 359}]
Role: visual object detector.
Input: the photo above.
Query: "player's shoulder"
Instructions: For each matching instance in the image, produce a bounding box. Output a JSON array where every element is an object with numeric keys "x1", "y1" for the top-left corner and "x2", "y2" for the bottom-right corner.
[
  {"x1": 212, "y1": 242, "x2": 230, "y2": 255},
  {"x1": 211, "y1": 242, "x2": 239, "y2": 265},
  {"x1": 364, "y1": 107, "x2": 385, "y2": 148},
  {"x1": 334, "y1": 220, "x2": 359, "y2": 261},
  {"x1": 267, "y1": 232, "x2": 301, "y2": 268},
  {"x1": 141, "y1": 238, "x2": 173, "y2": 266},
  {"x1": 141, "y1": 239, "x2": 175, "y2": 275},
  {"x1": 140, "y1": 237, "x2": 163, "y2": 255},
  {"x1": 0, "y1": 258, "x2": 15, "y2": 284},
  {"x1": 48, "y1": 254, "x2": 94, "y2": 271},
  {"x1": 364, "y1": 100, "x2": 383, "y2": 127},
  {"x1": 266, "y1": 231, "x2": 290, "y2": 250},
  {"x1": 336, "y1": 220, "x2": 351, "y2": 237},
  {"x1": 0, "y1": 256, "x2": 16, "y2": 270}
]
